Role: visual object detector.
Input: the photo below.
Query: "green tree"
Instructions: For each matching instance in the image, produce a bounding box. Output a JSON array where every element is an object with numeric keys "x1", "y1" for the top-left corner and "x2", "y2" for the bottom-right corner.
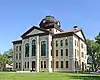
[{"x1": 87, "y1": 39, "x2": 100, "y2": 71}]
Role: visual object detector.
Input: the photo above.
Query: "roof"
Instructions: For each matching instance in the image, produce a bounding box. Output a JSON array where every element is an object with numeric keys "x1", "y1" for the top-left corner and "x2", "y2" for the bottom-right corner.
[
  {"x1": 53, "y1": 28, "x2": 86, "y2": 42},
  {"x1": 12, "y1": 40, "x2": 22, "y2": 44},
  {"x1": 21, "y1": 26, "x2": 51, "y2": 38}
]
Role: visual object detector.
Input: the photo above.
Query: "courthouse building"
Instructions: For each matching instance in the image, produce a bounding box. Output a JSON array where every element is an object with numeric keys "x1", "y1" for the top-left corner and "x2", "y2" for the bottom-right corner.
[{"x1": 12, "y1": 16, "x2": 87, "y2": 72}]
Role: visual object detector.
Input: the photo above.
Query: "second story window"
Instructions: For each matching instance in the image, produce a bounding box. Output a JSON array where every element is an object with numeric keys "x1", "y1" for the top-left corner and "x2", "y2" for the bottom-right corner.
[
  {"x1": 19, "y1": 45, "x2": 21, "y2": 51},
  {"x1": 32, "y1": 40, "x2": 36, "y2": 56},
  {"x1": 16, "y1": 54, "x2": 18, "y2": 60},
  {"x1": 41, "y1": 41, "x2": 46, "y2": 56},
  {"x1": 66, "y1": 49, "x2": 68, "y2": 56},
  {"x1": 56, "y1": 50, "x2": 58, "y2": 56},
  {"x1": 25, "y1": 43, "x2": 29, "y2": 57},
  {"x1": 75, "y1": 40, "x2": 76, "y2": 46},
  {"x1": 65, "y1": 39, "x2": 68, "y2": 46},
  {"x1": 56, "y1": 41, "x2": 58, "y2": 47},
  {"x1": 82, "y1": 52, "x2": 84, "y2": 57},
  {"x1": 60, "y1": 40, "x2": 63, "y2": 46},
  {"x1": 61, "y1": 49, "x2": 63, "y2": 56},
  {"x1": 16, "y1": 46, "x2": 18, "y2": 51},
  {"x1": 19, "y1": 53, "x2": 21, "y2": 59},
  {"x1": 81, "y1": 43, "x2": 83, "y2": 49}
]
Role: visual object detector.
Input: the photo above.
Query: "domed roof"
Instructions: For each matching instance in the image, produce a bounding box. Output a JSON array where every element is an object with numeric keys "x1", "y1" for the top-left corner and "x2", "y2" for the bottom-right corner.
[{"x1": 43, "y1": 16, "x2": 58, "y2": 23}]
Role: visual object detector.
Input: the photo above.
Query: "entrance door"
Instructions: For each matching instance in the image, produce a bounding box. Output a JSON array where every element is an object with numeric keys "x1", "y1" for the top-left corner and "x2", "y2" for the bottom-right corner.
[{"x1": 32, "y1": 61, "x2": 35, "y2": 71}]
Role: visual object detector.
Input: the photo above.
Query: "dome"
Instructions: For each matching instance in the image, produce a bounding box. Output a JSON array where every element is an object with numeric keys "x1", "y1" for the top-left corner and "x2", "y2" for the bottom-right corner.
[{"x1": 44, "y1": 16, "x2": 58, "y2": 23}]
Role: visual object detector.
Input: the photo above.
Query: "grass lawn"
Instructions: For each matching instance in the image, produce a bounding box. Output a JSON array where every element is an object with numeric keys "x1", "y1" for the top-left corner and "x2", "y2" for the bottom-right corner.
[{"x1": 0, "y1": 72, "x2": 100, "y2": 80}]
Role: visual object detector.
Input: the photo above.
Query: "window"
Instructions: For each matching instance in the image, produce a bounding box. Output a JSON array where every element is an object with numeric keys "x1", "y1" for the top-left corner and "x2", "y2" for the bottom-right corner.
[
  {"x1": 81, "y1": 44, "x2": 83, "y2": 49},
  {"x1": 56, "y1": 41, "x2": 58, "y2": 47},
  {"x1": 27, "y1": 61, "x2": 29, "y2": 68},
  {"x1": 66, "y1": 61, "x2": 68, "y2": 68},
  {"x1": 41, "y1": 41, "x2": 46, "y2": 56},
  {"x1": 77, "y1": 42, "x2": 78, "y2": 47},
  {"x1": 41, "y1": 61, "x2": 43, "y2": 68},
  {"x1": 61, "y1": 49, "x2": 63, "y2": 56},
  {"x1": 56, "y1": 50, "x2": 58, "y2": 56},
  {"x1": 25, "y1": 43, "x2": 29, "y2": 57},
  {"x1": 19, "y1": 62, "x2": 21, "y2": 69},
  {"x1": 60, "y1": 40, "x2": 63, "y2": 46},
  {"x1": 16, "y1": 54, "x2": 18, "y2": 60},
  {"x1": 51, "y1": 61, "x2": 52, "y2": 68},
  {"x1": 75, "y1": 49, "x2": 76, "y2": 57},
  {"x1": 75, "y1": 40, "x2": 76, "y2": 46},
  {"x1": 61, "y1": 61, "x2": 63, "y2": 68},
  {"x1": 65, "y1": 39, "x2": 68, "y2": 46},
  {"x1": 16, "y1": 46, "x2": 18, "y2": 51},
  {"x1": 49, "y1": 29, "x2": 51, "y2": 31},
  {"x1": 75, "y1": 61, "x2": 79, "y2": 68},
  {"x1": 19, "y1": 53, "x2": 21, "y2": 59},
  {"x1": 82, "y1": 52, "x2": 84, "y2": 57},
  {"x1": 16, "y1": 63, "x2": 18, "y2": 68},
  {"x1": 66, "y1": 49, "x2": 68, "y2": 56},
  {"x1": 19, "y1": 45, "x2": 21, "y2": 51},
  {"x1": 44, "y1": 61, "x2": 46, "y2": 68},
  {"x1": 56, "y1": 29, "x2": 57, "y2": 32},
  {"x1": 32, "y1": 40, "x2": 36, "y2": 56},
  {"x1": 51, "y1": 50, "x2": 52, "y2": 56},
  {"x1": 25, "y1": 62, "x2": 26, "y2": 68},
  {"x1": 56, "y1": 61, "x2": 59, "y2": 68},
  {"x1": 77, "y1": 50, "x2": 79, "y2": 57}
]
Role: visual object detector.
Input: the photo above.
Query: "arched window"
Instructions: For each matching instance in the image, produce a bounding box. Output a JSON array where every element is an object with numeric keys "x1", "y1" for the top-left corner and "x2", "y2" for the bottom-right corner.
[
  {"x1": 25, "y1": 43, "x2": 29, "y2": 57},
  {"x1": 32, "y1": 40, "x2": 36, "y2": 56},
  {"x1": 41, "y1": 41, "x2": 46, "y2": 56},
  {"x1": 60, "y1": 40, "x2": 63, "y2": 46}
]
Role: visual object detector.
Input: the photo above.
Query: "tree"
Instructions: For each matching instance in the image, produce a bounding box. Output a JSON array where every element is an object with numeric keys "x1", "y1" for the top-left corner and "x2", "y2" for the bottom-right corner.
[{"x1": 87, "y1": 39, "x2": 100, "y2": 71}]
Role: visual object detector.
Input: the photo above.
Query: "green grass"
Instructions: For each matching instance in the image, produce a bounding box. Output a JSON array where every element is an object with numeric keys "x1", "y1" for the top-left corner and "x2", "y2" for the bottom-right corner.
[{"x1": 0, "y1": 72, "x2": 100, "y2": 80}]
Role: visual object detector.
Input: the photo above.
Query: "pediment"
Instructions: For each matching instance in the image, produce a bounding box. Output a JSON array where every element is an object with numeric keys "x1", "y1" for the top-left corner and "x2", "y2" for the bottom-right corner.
[
  {"x1": 75, "y1": 30, "x2": 86, "y2": 41},
  {"x1": 21, "y1": 26, "x2": 49, "y2": 38}
]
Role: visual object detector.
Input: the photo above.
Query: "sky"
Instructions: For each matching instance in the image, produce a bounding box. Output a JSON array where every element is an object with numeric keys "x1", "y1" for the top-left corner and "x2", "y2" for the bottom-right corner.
[{"x1": 0, "y1": 0, "x2": 100, "y2": 53}]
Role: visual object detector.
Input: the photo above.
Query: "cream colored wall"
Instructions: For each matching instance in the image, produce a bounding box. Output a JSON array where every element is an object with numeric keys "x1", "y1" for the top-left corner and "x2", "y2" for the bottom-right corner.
[
  {"x1": 73, "y1": 35, "x2": 87, "y2": 71},
  {"x1": 13, "y1": 43, "x2": 22, "y2": 71},
  {"x1": 53, "y1": 36, "x2": 75, "y2": 72}
]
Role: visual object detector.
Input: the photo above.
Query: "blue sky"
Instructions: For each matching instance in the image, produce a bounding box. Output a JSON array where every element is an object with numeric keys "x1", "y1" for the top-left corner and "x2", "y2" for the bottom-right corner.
[{"x1": 0, "y1": 0, "x2": 100, "y2": 53}]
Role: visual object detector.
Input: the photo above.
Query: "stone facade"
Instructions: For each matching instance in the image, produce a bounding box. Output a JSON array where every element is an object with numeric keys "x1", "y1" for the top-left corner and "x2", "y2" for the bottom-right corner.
[{"x1": 12, "y1": 16, "x2": 87, "y2": 72}]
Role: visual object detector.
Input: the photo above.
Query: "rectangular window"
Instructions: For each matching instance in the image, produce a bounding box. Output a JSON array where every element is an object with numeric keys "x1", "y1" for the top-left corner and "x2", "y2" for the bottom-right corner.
[
  {"x1": 75, "y1": 49, "x2": 76, "y2": 57},
  {"x1": 41, "y1": 61, "x2": 43, "y2": 68},
  {"x1": 44, "y1": 61, "x2": 46, "y2": 68},
  {"x1": 61, "y1": 49, "x2": 63, "y2": 56},
  {"x1": 27, "y1": 61, "x2": 29, "y2": 68},
  {"x1": 66, "y1": 61, "x2": 68, "y2": 68},
  {"x1": 77, "y1": 42, "x2": 78, "y2": 47},
  {"x1": 82, "y1": 52, "x2": 84, "y2": 57},
  {"x1": 25, "y1": 62, "x2": 26, "y2": 68},
  {"x1": 56, "y1": 50, "x2": 58, "y2": 56},
  {"x1": 16, "y1": 54, "x2": 18, "y2": 60},
  {"x1": 61, "y1": 61, "x2": 63, "y2": 68},
  {"x1": 19, "y1": 62, "x2": 21, "y2": 69},
  {"x1": 16, "y1": 63, "x2": 18, "y2": 68},
  {"x1": 41, "y1": 41, "x2": 46, "y2": 56},
  {"x1": 32, "y1": 40, "x2": 36, "y2": 56},
  {"x1": 60, "y1": 40, "x2": 63, "y2": 46},
  {"x1": 56, "y1": 41, "x2": 58, "y2": 47},
  {"x1": 25, "y1": 43, "x2": 29, "y2": 57},
  {"x1": 51, "y1": 50, "x2": 52, "y2": 56},
  {"x1": 65, "y1": 39, "x2": 68, "y2": 46},
  {"x1": 75, "y1": 40, "x2": 76, "y2": 46},
  {"x1": 51, "y1": 61, "x2": 52, "y2": 68},
  {"x1": 19, "y1": 45, "x2": 21, "y2": 51},
  {"x1": 19, "y1": 53, "x2": 21, "y2": 59},
  {"x1": 81, "y1": 44, "x2": 83, "y2": 49},
  {"x1": 66, "y1": 49, "x2": 68, "y2": 56},
  {"x1": 77, "y1": 50, "x2": 79, "y2": 57},
  {"x1": 16, "y1": 46, "x2": 18, "y2": 51},
  {"x1": 56, "y1": 61, "x2": 59, "y2": 68}
]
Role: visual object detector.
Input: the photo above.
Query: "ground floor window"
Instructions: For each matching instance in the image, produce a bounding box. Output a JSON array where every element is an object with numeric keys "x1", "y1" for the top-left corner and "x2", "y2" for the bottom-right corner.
[
  {"x1": 61, "y1": 61, "x2": 63, "y2": 68},
  {"x1": 66, "y1": 61, "x2": 68, "y2": 68},
  {"x1": 16, "y1": 63, "x2": 18, "y2": 68},
  {"x1": 41, "y1": 61, "x2": 47, "y2": 68},
  {"x1": 56, "y1": 61, "x2": 59, "y2": 68}
]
